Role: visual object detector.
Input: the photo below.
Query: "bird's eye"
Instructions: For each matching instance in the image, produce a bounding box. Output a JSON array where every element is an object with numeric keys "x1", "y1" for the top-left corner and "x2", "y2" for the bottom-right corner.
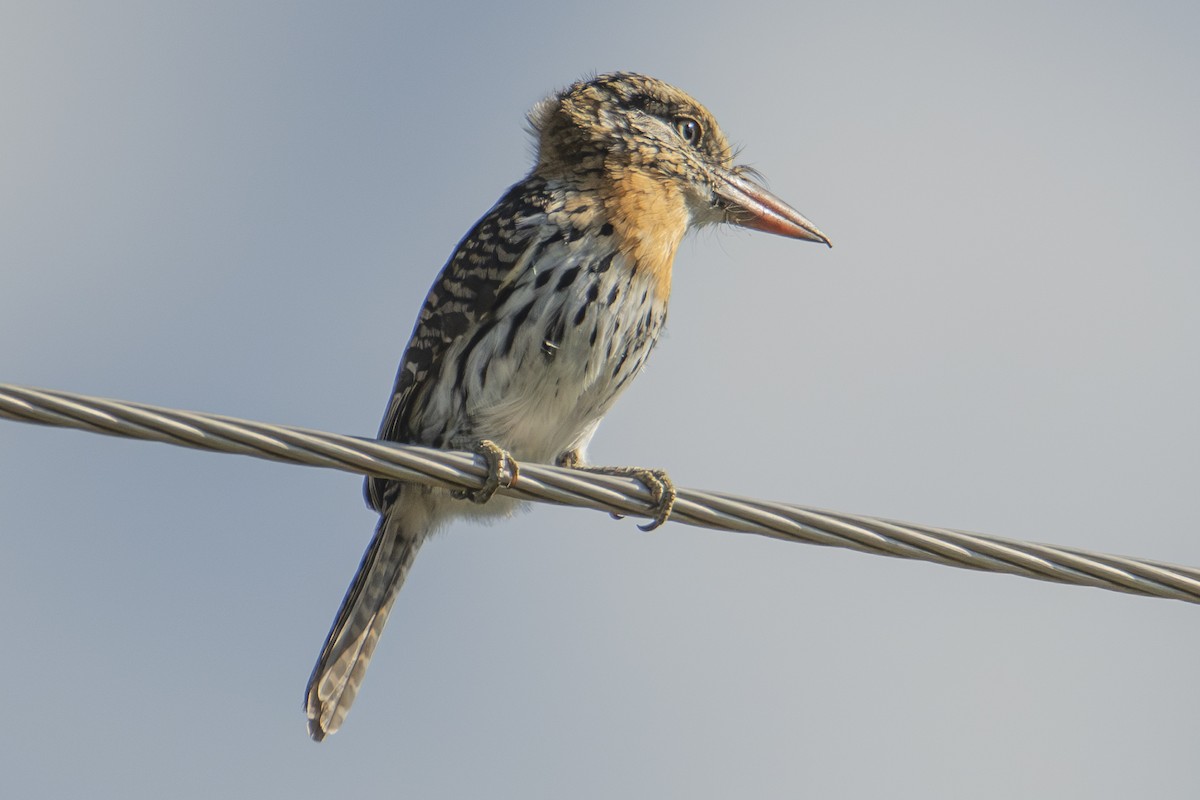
[{"x1": 673, "y1": 116, "x2": 703, "y2": 147}]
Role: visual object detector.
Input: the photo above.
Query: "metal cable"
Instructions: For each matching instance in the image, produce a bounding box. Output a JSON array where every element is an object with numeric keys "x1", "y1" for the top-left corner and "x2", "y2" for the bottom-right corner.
[{"x1": 3, "y1": 381, "x2": 1198, "y2": 604}]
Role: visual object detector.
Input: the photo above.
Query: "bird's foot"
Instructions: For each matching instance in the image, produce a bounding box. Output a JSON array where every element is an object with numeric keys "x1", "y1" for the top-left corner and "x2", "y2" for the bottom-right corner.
[
  {"x1": 559, "y1": 453, "x2": 675, "y2": 531},
  {"x1": 453, "y1": 439, "x2": 520, "y2": 504}
]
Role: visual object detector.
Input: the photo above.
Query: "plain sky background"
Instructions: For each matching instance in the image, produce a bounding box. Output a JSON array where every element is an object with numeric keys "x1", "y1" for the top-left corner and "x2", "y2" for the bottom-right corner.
[{"x1": 2, "y1": 2, "x2": 1198, "y2": 798}]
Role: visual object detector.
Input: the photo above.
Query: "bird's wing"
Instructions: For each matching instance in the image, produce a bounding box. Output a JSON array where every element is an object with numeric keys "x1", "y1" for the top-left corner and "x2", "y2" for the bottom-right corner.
[{"x1": 365, "y1": 178, "x2": 555, "y2": 510}]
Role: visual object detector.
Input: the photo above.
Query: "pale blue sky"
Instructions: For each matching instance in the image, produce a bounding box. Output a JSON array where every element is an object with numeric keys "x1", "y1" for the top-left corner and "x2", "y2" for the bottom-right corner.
[{"x1": 2, "y1": 2, "x2": 1198, "y2": 797}]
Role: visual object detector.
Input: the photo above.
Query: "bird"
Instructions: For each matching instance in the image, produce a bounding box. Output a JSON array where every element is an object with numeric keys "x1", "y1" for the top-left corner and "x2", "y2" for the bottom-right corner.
[{"x1": 305, "y1": 72, "x2": 830, "y2": 740}]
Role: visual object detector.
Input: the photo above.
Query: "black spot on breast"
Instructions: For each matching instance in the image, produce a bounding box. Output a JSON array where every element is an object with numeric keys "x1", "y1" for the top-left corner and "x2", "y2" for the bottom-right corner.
[
  {"x1": 556, "y1": 265, "x2": 581, "y2": 291},
  {"x1": 591, "y1": 253, "x2": 614, "y2": 274},
  {"x1": 575, "y1": 281, "x2": 601, "y2": 326},
  {"x1": 599, "y1": 222, "x2": 614, "y2": 236},
  {"x1": 455, "y1": 317, "x2": 500, "y2": 388},
  {"x1": 535, "y1": 269, "x2": 554, "y2": 289},
  {"x1": 607, "y1": 285, "x2": 620, "y2": 305},
  {"x1": 589, "y1": 325, "x2": 598, "y2": 346},
  {"x1": 500, "y1": 300, "x2": 536, "y2": 357}
]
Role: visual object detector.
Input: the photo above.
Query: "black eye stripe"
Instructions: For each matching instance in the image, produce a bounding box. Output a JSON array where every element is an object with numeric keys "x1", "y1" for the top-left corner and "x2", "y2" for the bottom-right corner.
[
  {"x1": 625, "y1": 93, "x2": 671, "y2": 118},
  {"x1": 619, "y1": 93, "x2": 705, "y2": 148}
]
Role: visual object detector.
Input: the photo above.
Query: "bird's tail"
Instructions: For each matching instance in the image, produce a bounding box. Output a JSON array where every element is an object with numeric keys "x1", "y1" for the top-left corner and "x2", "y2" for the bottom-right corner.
[{"x1": 305, "y1": 504, "x2": 427, "y2": 741}]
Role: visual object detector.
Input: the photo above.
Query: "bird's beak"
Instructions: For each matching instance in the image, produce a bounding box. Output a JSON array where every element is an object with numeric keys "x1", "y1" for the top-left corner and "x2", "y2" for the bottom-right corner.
[{"x1": 714, "y1": 167, "x2": 831, "y2": 247}]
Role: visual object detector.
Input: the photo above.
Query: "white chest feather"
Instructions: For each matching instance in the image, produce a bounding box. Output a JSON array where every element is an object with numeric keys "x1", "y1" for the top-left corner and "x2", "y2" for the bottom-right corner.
[{"x1": 415, "y1": 235, "x2": 669, "y2": 464}]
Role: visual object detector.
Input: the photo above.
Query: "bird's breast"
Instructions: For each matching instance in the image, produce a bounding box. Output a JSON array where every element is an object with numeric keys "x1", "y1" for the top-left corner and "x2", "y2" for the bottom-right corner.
[{"x1": 420, "y1": 234, "x2": 670, "y2": 463}]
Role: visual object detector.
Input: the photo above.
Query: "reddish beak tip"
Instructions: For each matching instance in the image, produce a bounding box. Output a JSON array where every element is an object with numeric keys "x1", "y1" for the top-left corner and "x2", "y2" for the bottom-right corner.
[{"x1": 717, "y1": 168, "x2": 830, "y2": 247}]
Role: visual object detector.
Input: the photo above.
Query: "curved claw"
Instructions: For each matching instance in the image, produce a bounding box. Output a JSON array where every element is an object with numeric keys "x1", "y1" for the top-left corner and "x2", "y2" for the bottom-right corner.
[
  {"x1": 453, "y1": 439, "x2": 520, "y2": 503},
  {"x1": 566, "y1": 463, "x2": 676, "y2": 531},
  {"x1": 633, "y1": 468, "x2": 675, "y2": 531}
]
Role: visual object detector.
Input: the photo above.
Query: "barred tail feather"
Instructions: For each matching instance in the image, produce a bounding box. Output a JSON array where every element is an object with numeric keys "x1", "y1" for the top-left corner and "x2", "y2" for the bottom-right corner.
[{"x1": 306, "y1": 507, "x2": 426, "y2": 741}]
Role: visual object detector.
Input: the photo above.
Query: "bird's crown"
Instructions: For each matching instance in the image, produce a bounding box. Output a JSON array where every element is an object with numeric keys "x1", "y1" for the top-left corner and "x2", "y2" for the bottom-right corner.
[{"x1": 527, "y1": 72, "x2": 735, "y2": 181}]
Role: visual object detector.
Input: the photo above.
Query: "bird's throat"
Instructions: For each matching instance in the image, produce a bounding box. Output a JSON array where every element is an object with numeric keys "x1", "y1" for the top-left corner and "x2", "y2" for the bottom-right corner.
[{"x1": 604, "y1": 169, "x2": 688, "y2": 300}]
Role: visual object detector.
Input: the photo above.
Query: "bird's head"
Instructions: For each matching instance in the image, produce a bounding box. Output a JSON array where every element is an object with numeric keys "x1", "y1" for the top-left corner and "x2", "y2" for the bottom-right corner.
[{"x1": 528, "y1": 72, "x2": 830, "y2": 247}]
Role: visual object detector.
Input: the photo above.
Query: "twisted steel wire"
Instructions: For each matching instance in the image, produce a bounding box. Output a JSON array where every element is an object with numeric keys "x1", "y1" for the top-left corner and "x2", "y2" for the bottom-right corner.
[{"x1": 3, "y1": 382, "x2": 1198, "y2": 604}]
